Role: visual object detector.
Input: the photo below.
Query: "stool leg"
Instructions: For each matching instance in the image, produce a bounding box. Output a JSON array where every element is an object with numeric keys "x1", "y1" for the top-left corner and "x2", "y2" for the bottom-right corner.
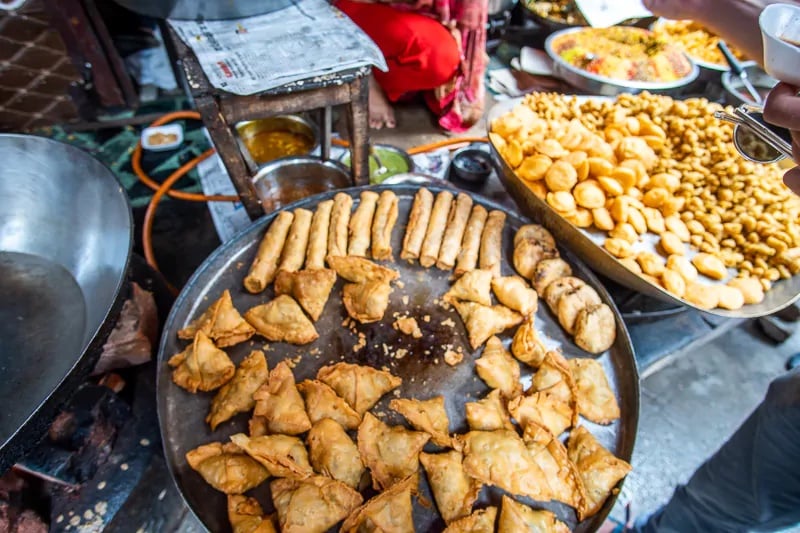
[
  {"x1": 196, "y1": 96, "x2": 264, "y2": 219},
  {"x1": 347, "y1": 76, "x2": 370, "y2": 186},
  {"x1": 322, "y1": 106, "x2": 332, "y2": 161}
]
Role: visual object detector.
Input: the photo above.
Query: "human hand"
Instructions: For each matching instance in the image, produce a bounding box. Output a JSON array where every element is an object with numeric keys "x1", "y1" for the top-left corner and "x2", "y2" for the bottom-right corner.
[
  {"x1": 642, "y1": 0, "x2": 704, "y2": 21},
  {"x1": 763, "y1": 82, "x2": 800, "y2": 195}
]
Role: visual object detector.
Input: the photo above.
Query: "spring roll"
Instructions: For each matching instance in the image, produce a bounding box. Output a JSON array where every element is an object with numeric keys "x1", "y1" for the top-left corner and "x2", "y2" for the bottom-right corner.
[
  {"x1": 419, "y1": 191, "x2": 454, "y2": 268},
  {"x1": 348, "y1": 191, "x2": 379, "y2": 257},
  {"x1": 480, "y1": 210, "x2": 506, "y2": 278},
  {"x1": 455, "y1": 205, "x2": 488, "y2": 276},
  {"x1": 371, "y1": 190, "x2": 399, "y2": 261},
  {"x1": 306, "y1": 200, "x2": 333, "y2": 270},
  {"x1": 278, "y1": 208, "x2": 313, "y2": 273},
  {"x1": 327, "y1": 193, "x2": 353, "y2": 260},
  {"x1": 401, "y1": 188, "x2": 434, "y2": 262},
  {"x1": 436, "y1": 193, "x2": 474, "y2": 270},
  {"x1": 244, "y1": 211, "x2": 294, "y2": 293}
]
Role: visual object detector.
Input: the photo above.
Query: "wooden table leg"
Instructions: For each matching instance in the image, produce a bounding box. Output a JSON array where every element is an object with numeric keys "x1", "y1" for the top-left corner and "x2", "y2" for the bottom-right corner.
[
  {"x1": 347, "y1": 76, "x2": 370, "y2": 186},
  {"x1": 195, "y1": 96, "x2": 264, "y2": 220},
  {"x1": 322, "y1": 106, "x2": 332, "y2": 161}
]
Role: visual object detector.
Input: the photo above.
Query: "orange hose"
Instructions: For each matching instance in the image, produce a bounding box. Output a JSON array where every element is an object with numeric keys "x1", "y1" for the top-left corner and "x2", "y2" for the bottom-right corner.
[{"x1": 406, "y1": 137, "x2": 488, "y2": 155}]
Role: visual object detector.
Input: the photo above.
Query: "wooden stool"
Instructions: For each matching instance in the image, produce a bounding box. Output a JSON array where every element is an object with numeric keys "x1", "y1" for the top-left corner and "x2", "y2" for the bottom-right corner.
[{"x1": 166, "y1": 27, "x2": 371, "y2": 220}]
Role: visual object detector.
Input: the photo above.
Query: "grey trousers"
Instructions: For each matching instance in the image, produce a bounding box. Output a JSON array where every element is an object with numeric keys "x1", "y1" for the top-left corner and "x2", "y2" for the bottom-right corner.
[{"x1": 637, "y1": 368, "x2": 800, "y2": 533}]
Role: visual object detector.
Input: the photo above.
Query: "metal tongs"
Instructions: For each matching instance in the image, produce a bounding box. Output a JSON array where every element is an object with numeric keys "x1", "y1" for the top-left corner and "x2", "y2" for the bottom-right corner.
[{"x1": 714, "y1": 104, "x2": 794, "y2": 163}]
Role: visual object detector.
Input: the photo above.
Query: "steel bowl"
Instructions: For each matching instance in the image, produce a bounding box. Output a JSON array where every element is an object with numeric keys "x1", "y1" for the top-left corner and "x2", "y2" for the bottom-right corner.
[
  {"x1": 544, "y1": 27, "x2": 700, "y2": 96},
  {"x1": 236, "y1": 115, "x2": 319, "y2": 166},
  {"x1": 523, "y1": 0, "x2": 654, "y2": 36},
  {"x1": 251, "y1": 156, "x2": 351, "y2": 212},
  {"x1": 721, "y1": 62, "x2": 778, "y2": 106}
]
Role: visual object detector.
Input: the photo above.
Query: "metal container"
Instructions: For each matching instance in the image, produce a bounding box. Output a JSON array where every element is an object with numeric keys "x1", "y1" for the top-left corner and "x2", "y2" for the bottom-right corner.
[
  {"x1": 544, "y1": 27, "x2": 700, "y2": 96},
  {"x1": 111, "y1": 0, "x2": 294, "y2": 20},
  {"x1": 339, "y1": 143, "x2": 415, "y2": 184},
  {"x1": 236, "y1": 115, "x2": 319, "y2": 167},
  {"x1": 721, "y1": 62, "x2": 778, "y2": 106},
  {"x1": 251, "y1": 156, "x2": 351, "y2": 212}
]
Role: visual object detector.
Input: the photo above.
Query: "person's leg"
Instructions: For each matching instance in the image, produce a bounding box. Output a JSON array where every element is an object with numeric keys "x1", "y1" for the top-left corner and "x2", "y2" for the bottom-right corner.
[{"x1": 636, "y1": 368, "x2": 800, "y2": 533}]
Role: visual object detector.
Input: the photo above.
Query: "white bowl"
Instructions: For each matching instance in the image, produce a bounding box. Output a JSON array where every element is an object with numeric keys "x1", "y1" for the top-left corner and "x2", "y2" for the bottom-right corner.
[
  {"x1": 760, "y1": 3, "x2": 800, "y2": 86},
  {"x1": 141, "y1": 124, "x2": 184, "y2": 152}
]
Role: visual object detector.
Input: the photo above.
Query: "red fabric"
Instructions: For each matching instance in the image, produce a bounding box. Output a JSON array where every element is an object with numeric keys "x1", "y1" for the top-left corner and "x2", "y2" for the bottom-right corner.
[{"x1": 336, "y1": 0, "x2": 461, "y2": 102}]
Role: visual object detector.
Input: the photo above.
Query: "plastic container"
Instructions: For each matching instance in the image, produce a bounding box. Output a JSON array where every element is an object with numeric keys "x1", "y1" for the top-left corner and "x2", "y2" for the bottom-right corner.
[{"x1": 141, "y1": 124, "x2": 183, "y2": 152}]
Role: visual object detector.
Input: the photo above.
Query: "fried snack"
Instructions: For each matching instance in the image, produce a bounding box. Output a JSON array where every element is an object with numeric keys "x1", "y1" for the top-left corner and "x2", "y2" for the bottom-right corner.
[
  {"x1": 347, "y1": 191, "x2": 379, "y2": 257},
  {"x1": 169, "y1": 331, "x2": 235, "y2": 393},
  {"x1": 372, "y1": 190, "x2": 399, "y2": 261},
  {"x1": 438, "y1": 192, "x2": 474, "y2": 270},
  {"x1": 491, "y1": 275, "x2": 538, "y2": 316},
  {"x1": 274, "y1": 268, "x2": 336, "y2": 322},
  {"x1": 543, "y1": 276, "x2": 585, "y2": 313},
  {"x1": 227, "y1": 495, "x2": 277, "y2": 533},
  {"x1": 498, "y1": 495, "x2": 570, "y2": 533},
  {"x1": 278, "y1": 208, "x2": 313, "y2": 273},
  {"x1": 442, "y1": 507, "x2": 498, "y2": 533},
  {"x1": 727, "y1": 277, "x2": 764, "y2": 304},
  {"x1": 515, "y1": 224, "x2": 556, "y2": 249},
  {"x1": 444, "y1": 268, "x2": 493, "y2": 306},
  {"x1": 569, "y1": 358, "x2": 620, "y2": 424},
  {"x1": 178, "y1": 289, "x2": 255, "y2": 348},
  {"x1": 317, "y1": 362, "x2": 402, "y2": 415},
  {"x1": 307, "y1": 418, "x2": 365, "y2": 488},
  {"x1": 389, "y1": 396, "x2": 451, "y2": 448},
  {"x1": 522, "y1": 423, "x2": 586, "y2": 515},
  {"x1": 342, "y1": 280, "x2": 393, "y2": 323},
  {"x1": 185, "y1": 442, "x2": 269, "y2": 494},
  {"x1": 533, "y1": 257, "x2": 573, "y2": 295},
  {"x1": 592, "y1": 207, "x2": 615, "y2": 231},
  {"x1": 610, "y1": 223, "x2": 638, "y2": 244},
  {"x1": 507, "y1": 392, "x2": 573, "y2": 437},
  {"x1": 296, "y1": 379, "x2": 361, "y2": 430},
  {"x1": 326, "y1": 255, "x2": 400, "y2": 283},
  {"x1": 692, "y1": 253, "x2": 728, "y2": 280},
  {"x1": 574, "y1": 303, "x2": 616, "y2": 354},
  {"x1": 568, "y1": 425, "x2": 632, "y2": 518},
  {"x1": 358, "y1": 412, "x2": 430, "y2": 491},
  {"x1": 207, "y1": 350, "x2": 269, "y2": 431},
  {"x1": 460, "y1": 429, "x2": 552, "y2": 501},
  {"x1": 652, "y1": 19, "x2": 745, "y2": 66},
  {"x1": 244, "y1": 211, "x2": 294, "y2": 293},
  {"x1": 452, "y1": 301, "x2": 523, "y2": 350},
  {"x1": 480, "y1": 210, "x2": 506, "y2": 278},
  {"x1": 271, "y1": 475, "x2": 363, "y2": 533},
  {"x1": 244, "y1": 295, "x2": 318, "y2": 345},
  {"x1": 667, "y1": 254, "x2": 698, "y2": 282},
  {"x1": 248, "y1": 415, "x2": 268, "y2": 438},
  {"x1": 340, "y1": 473, "x2": 417, "y2": 533},
  {"x1": 637, "y1": 251, "x2": 665, "y2": 277},
  {"x1": 659, "y1": 231, "x2": 685, "y2": 256},
  {"x1": 253, "y1": 361, "x2": 311, "y2": 435},
  {"x1": 557, "y1": 284, "x2": 602, "y2": 334},
  {"x1": 456, "y1": 205, "x2": 489, "y2": 276},
  {"x1": 230, "y1": 433, "x2": 313, "y2": 479},
  {"x1": 661, "y1": 268, "x2": 687, "y2": 298},
  {"x1": 327, "y1": 192, "x2": 353, "y2": 259},
  {"x1": 420, "y1": 451, "x2": 482, "y2": 524},
  {"x1": 465, "y1": 389, "x2": 515, "y2": 431},
  {"x1": 513, "y1": 238, "x2": 558, "y2": 280},
  {"x1": 511, "y1": 317, "x2": 547, "y2": 368},
  {"x1": 684, "y1": 281, "x2": 720, "y2": 310},
  {"x1": 475, "y1": 336, "x2": 522, "y2": 399},
  {"x1": 306, "y1": 199, "x2": 333, "y2": 270},
  {"x1": 421, "y1": 190, "x2": 454, "y2": 267},
  {"x1": 530, "y1": 350, "x2": 579, "y2": 426},
  {"x1": 402, "y1": 187, "x2": 434, "y2": 261},
  {"x1": 717, "y1": 285, "x2": 745, "y2": 310},
  {"x1": 604, "y1": 237, "x2": 633, "y2": 259}
]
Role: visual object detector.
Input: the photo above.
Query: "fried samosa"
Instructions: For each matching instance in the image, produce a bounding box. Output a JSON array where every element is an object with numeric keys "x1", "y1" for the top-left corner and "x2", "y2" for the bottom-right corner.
[
  {"x1": 442, "y1": 507, "x2": 497, "y2": 533},
  {"x1": 342, "y1": 280, "x2": 393, "y2": 324},
  {"x1": 568, "y1": 358, "x2": 621, "y2": 425},
  {"x1": 296, "y1": 379, "x2": 361, "y2": 430},
  {"x1": 244, "y1": 295, "x2": 319, "y2": 345},
  {"x1": 389, "y1": 396, "x2": 451, "y2": 447},
  {"x1": 271, "y1": 475, "x2": 363, "y2": 533},
  {"x1": 452, "y1": 301, "x2": 523, "y2": 350},
  {"x1": 207, "y1": 350, "x2": 269, "y2": 431},
  {"x1": 185, "y1": 442, "x2": 269, "y2": 494},
  {"x1": 443, "y1": 269, "x2": 494, "y2": 306},
  {"x1": 507, "y1": 392, "x2": 573, "y2": 437},
  {"x1": 326, "y1": 255, "x2": 400, "y2": 283},
  {"x1": 307, "y1": 418, "x2": 365, "y2": 489},
  {"x1": 253, "y1": 361, "x2": 311, "y2": 435},
  {"x1": 420, "y1": 451, "x2": 482, "y2": 524},
  {"x1": 465, "y1": 389, "x2": 515, "y2": 432},
  {"x1": 497, "y1": 496, "x2": 570, "y2": 533},
  {"x1": 169, "y1": 331, "x2": 235, "y2": 393},
  {"x1": 358, "y1": 412, "x2": 430, "y2": 491},
  {"x1": 274, "y1": 268, "x2": 336, "y2": 322},
  {"x1": 460, "y1": 430, "x2": 552, "y2": 501},
  {"x1": 475, "y1": 336, "x2": 522, "y2": 399},
  {"x1": 230, "y1": 433, "x2": 313, "y2": 479},
  {"x1": 340, "y1": 473, "x2": 417, "y2": 533},
  {"x1": 530, "y1": 351, "x2": 579, "y2": 426},
  {"x1": 491, "y1": 276, "x2": 538, "y2": 317},
  {"x1": 317, "y1": 362, "x2": 402, "y2": 415},
  {"x1": 227, "y1": 495, "x2": 277, "y2": 533},
  {"x1": 248, "y1": 414, "x2": 269, "y2": 437},
  {"x1": 511, "y1": 317, "x2": 548, "y2": 368},
  {"x1": 178, "y1": 290, "x2": 256, "y2": 347},
  {"x1": 568, "y1": 426, "x2": 632, "y2": 518}
]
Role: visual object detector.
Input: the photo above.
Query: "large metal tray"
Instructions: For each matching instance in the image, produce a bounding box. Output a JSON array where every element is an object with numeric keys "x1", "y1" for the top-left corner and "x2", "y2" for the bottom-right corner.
[
  {"x1": 157, "y1": 184, "x2": 639, "y2": 532},
  {"x1": 489, "y1": 97, "x2": 800, "y2": 318}
]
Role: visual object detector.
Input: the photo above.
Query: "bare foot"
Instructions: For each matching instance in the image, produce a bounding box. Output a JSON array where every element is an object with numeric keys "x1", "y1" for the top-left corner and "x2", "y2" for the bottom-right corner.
[{"x1": 368, "y1": 78, "x2": 396, "y2": 129}]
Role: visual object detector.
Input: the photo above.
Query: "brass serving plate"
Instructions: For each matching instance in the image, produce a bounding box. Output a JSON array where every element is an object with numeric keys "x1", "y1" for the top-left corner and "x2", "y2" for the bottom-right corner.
[{"x1": 489, "y1": 97, "x2": 800, "y2": 318}]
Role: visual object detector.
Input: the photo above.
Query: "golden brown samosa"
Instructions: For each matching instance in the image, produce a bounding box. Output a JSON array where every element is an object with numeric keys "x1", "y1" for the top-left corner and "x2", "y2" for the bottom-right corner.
[
  {"x1": 530, "y1": 350, "x2": 579, "y2": 426},
  {"x1": 465, "y1": 389, "x2": 515, "y2": 432},
  {"x1": 274, "y1": 268, "x2": 337, "y2": 322},
  {"x1": 568, "y1": 358, "x2": 621, "y2": 425},
  {"x1": 326, "y1": 255, "x2": 400, "y2": 283},
  {"x1": 178, "y1": 290, "x2": 256, "y2": 347},
  {"x1": 253, "y1": 361, "x2": 311, "y2": 435},
  {"x1": 568, "y1": 426, "x2": 632, "y2": 518},
  {"x1": 491, "y1": 276, "x2": 539, "y2": 317},
  {"x1": 207, "y1": 350, "x2": 269, "y2": 431},
  {"x1": 169, "y1": 331, "x2": 235, "y2": 393},
  {"x1": 342, "y1": 280, "x2": 393, "y2": 323},
  {"x1": 497, "y1": 495, "x2": 570, "y2": 533},
  {"x1": 229, "y1": 433, "x2": 313, "y2": 479},
  {"x1": 442, "y1": 507, "x2": 498, "y2": 533},
  {"x1": 511, "y1": 317, "x2": 548, "y2": 368},
  {"x1": 296, "y1": 379, "x2": 361, "y2": 430},
  {"x1": 452, "y1": 301, "x2": 523, "y2": 349},
  {"x1": 475, "y1": 336, "x2": 522, "y2": 399},
  {"x1": 420, "y1": 451, "x2": 482, "y2": 524},
  {"x1": 244, "y1": 295, "x2": 319, "y2": 345},
  {"x1": 227, "y1": 495, "x2": 277, "y2": 533},
  {"x1": 306, "y1": 418, "x2": 365, "y2": 489},
  {"x1": 443, "y1": 269, "x2": 494, "y2": 306},
  {"x1": 317, "y1": 362, "x2": 402, "y2": 415},
  {"x1": 340, "y1": 473, "x2": 417, "y2": 533},
  {"x1": 507, "y1": 392, "x2": 573, "y2": 437},
  {"x1": 358, "y1": 412, "x2": 430, "y2": 491},
  {"x1": 389, "y1": 396, "x2": 451, "y2": 447},
  {"x1": 185, "y1": 442, "x2": 269, "y2": 494},
  {"x1": 271, "y1": 475, "x2": 363, "y2": 533}
]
